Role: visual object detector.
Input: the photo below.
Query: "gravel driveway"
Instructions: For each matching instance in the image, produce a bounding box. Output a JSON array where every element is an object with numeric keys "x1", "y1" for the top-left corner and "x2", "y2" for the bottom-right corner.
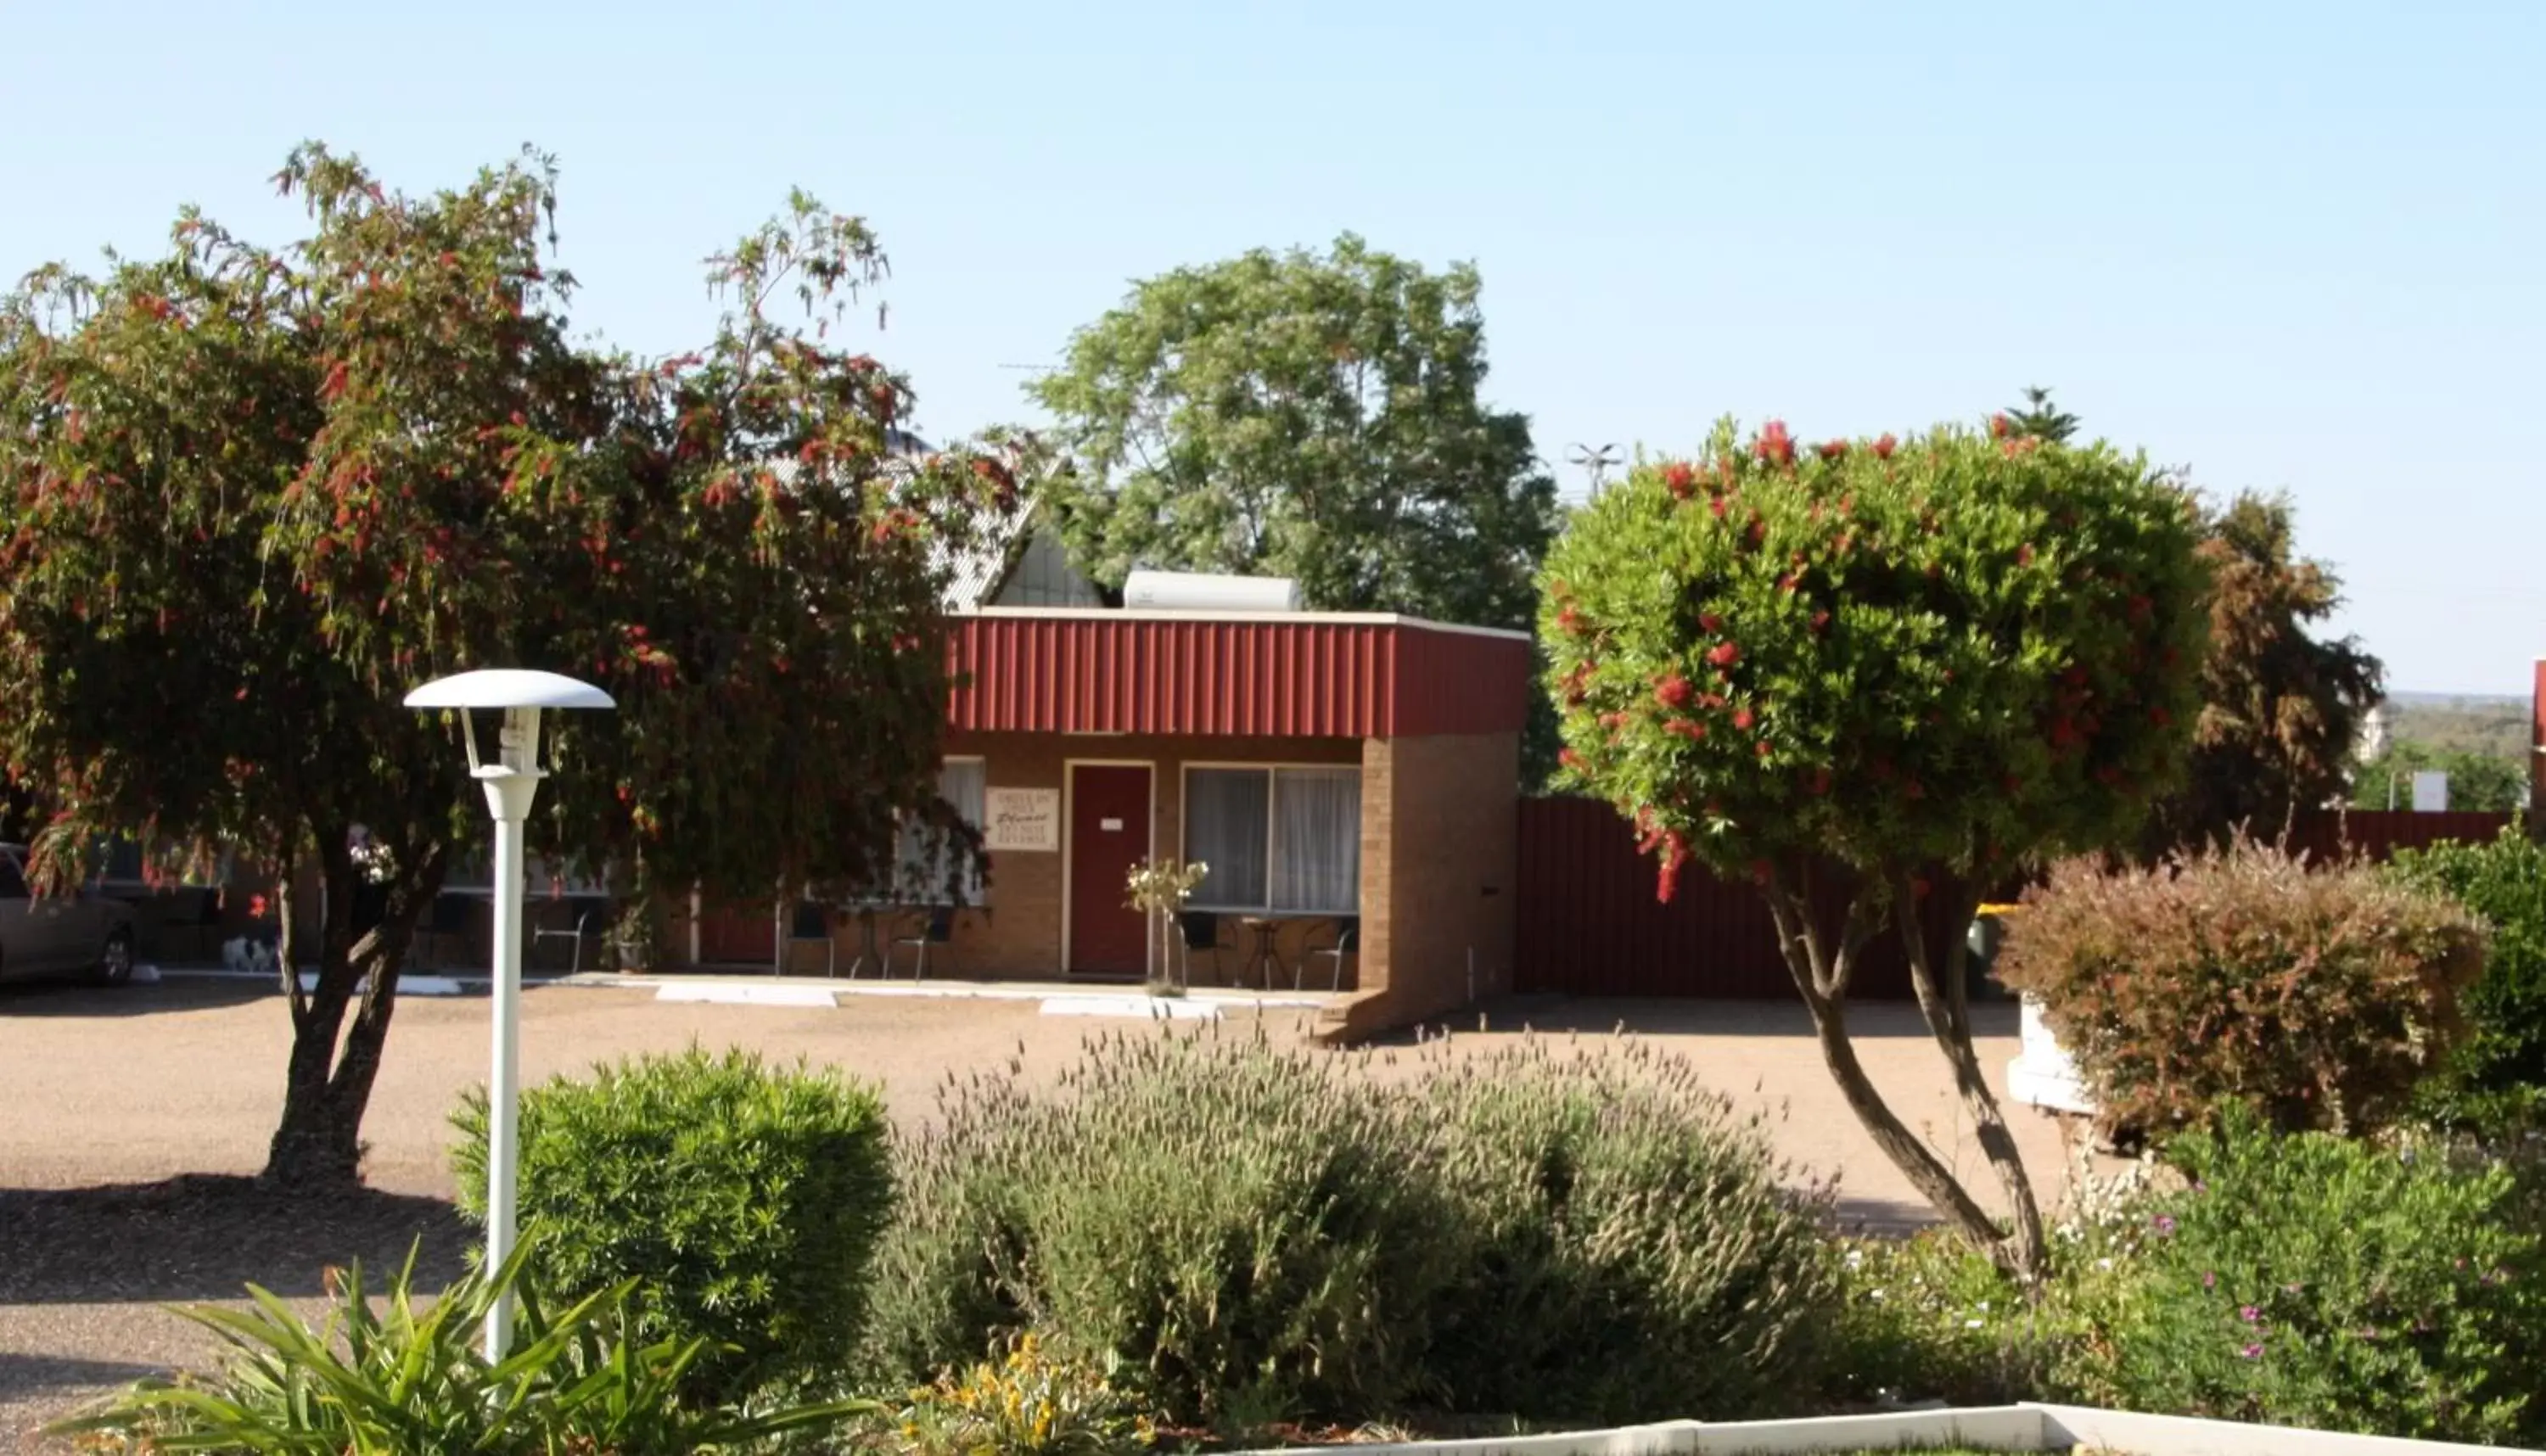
[{"x1": 0, "y1": 975, "x2": 2078, "y2": 1448}]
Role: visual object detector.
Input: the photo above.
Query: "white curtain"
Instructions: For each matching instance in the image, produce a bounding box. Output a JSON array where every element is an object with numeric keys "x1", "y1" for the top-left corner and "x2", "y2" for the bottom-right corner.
[
  {"x1": 1271, "y1": 767, "x2": 1360, "y2": 913},
  {"x1": 1185, "y1": 769, "x2": 1270, "y2": 909},
  {"x1": 894, "y1": 759, "x2": 989, "y2": 903}
]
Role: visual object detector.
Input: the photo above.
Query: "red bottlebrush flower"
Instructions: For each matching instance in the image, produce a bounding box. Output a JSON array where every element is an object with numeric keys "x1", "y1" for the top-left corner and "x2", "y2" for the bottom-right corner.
[
  {"x1": 1816, "y1": 440, "x2": 1848, "y2": 462},
  {"x1": 1665, "y1": 718, "x2": 1707, "y2": 741},
  {"x1": 1710, "y1": 495, "x2": 1730, "y2": 520},
  {"x1": 1558, "y1": 747, "x2": 1584, "y2": 770},
  {"x1": 1778, "y1": 573, "x2": 1799, "y2": 593},
  {"x1": 320, "y1": 360, "x2": 349, "y2": 402},
  {"x1": 1663, "y1": 462, "x2": 1696, "y2": 499},
  {"x1": 1655, "y1": 674, "x2": 1692, "y2": 708},
  {"x1": 1755, "y1": 738, "x2": 1773, "y2": 758},
  {"x1": 248, "y1": 893, "x2": 270, "y2": 920},
  {"x1": 2016, "y1": 543, "x2": 2036, "y2": 566},
  {"x1": 1599, "y1": 711, "x2": 1630, "y2": 731},
  {"x1": 1657, "y1": 832, "x2": 1690, "y2": 904},
  {"x1": 1699, "y1": 612, "x2": 1722, "y2": 633},
  {"x1": 1810, "y1": 609, "x2": 1831, "y2": 635},
  {"x1": 1872, "y1": 433, "x2": 1898, "y2": 461},
  {"x1": 1755, "y1": 419, "x2": 1796, "y2": 466},
  {"x1": 1732, "y1": 707, "x2": 1754, "y2": 731},
  {"x1": 1746, "y1": 517, "x2": 1768, "y2": 547},
  {"x1": 1556, "y1": 603, "x2": 1586, "y2": 637},
  {"x1": 1707, "y1": 641, "x2": 1741, "y2": 669},
  {"x1": 1989, "y1": 413, "x2": 2011, "y2": 439}
]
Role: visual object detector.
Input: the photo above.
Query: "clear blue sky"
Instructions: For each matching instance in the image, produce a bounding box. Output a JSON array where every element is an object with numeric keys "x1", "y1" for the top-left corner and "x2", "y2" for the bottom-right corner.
[{"x1": 6, "y1": 1, "x2": 2538, "y2": 693}]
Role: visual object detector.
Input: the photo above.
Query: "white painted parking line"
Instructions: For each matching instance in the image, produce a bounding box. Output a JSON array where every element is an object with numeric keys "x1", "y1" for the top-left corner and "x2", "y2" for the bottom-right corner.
[
  {"x1": 654, "y1": 982, "x2": 838, "y2": 1009},
  {"x1": 1040, "y1": 994, "x2": 1225, "y2": 1021}
]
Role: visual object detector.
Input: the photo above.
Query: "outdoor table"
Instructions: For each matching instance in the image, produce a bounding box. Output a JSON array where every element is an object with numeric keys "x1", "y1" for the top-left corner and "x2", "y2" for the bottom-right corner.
[{"x1": 1237, "y1": 916, "x2": 1287, "y2": 990}]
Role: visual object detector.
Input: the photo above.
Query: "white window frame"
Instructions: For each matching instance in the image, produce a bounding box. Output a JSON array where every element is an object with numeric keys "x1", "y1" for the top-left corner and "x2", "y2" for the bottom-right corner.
[{"x1": 1177, "y1": 761, "x2": 1363, "y2": 917}]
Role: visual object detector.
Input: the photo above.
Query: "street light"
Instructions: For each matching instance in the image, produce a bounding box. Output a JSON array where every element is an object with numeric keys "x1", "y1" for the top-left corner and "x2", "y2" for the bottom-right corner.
[{"x1": 403, "y1": 669, "x2": 614, "y2": 1360}]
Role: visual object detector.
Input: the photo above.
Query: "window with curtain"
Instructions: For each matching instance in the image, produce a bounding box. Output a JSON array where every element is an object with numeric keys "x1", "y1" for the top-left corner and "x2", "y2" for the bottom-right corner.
[
  {"x1": 1184, "y1": 766, "x2": 1360, "y2": 914},
  {"x1": 1185, "y1": 769, "x2": 1270, "y2": 909},
  {"x1": 894, "y1": 759, "x2": 988, "y2": 903}
]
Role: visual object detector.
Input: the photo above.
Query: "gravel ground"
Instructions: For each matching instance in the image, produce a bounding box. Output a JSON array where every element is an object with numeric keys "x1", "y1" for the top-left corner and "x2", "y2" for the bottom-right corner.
[{"x1": 0, "y1": 975, "x2": 2079, "y2": 1448}]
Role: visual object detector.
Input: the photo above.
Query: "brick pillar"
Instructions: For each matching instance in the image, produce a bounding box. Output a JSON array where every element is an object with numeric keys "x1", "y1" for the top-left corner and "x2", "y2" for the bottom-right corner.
[{"x1": 1318, "y1": 731, "x2": 1518, "y2": 1042}]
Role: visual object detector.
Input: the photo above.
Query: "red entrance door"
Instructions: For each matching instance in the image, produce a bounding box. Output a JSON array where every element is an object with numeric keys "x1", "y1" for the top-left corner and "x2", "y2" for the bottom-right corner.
[{"x1": 1068, "y1": 764, "x2": 1152, "y2": 978}]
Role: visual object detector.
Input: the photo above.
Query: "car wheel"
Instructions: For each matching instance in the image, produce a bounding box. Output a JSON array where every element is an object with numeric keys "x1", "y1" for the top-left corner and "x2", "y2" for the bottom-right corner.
[{"x1": 95, "y1": 929, "x2": 134, "y2": 987}]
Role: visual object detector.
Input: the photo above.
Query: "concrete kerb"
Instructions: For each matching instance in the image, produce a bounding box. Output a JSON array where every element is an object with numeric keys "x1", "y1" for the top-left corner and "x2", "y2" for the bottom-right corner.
[
  {"x1": 1220, "y1": 1405, "x2": 2519, "y2": 1456},
  {"x1": 149, "y1": 964, "x2": 1333, "y2": 1015}
]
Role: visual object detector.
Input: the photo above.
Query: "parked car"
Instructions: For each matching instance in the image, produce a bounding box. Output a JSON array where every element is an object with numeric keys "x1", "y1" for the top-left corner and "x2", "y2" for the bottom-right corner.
[{"x1": 0, "y1": 842, "x2": 137, "y2": 985}]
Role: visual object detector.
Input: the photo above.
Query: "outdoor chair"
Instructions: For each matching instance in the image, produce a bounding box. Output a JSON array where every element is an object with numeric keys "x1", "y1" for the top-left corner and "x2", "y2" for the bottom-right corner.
[
  {"x1": 415, "y1": 893, "x2": 476, "y2": 970},
  {"x1": 1178, "y1": 910, "x2": 1230, "y2": 985},
  {"x1": 784, "y1": 901, "x2": 836, "y2": 977},
  {"x1": 529, "y1": 895, "x2": 609, "y2": 973},
  {"x1": 1302, "y1": 916, "x2": 1359, "y2": 992},
  {"x1": 887, "y1": 905, "x2": 956, "y2": 980}
]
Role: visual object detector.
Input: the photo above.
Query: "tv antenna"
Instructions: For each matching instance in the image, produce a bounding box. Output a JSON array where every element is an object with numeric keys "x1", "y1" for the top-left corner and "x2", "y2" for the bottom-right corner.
[{"x1": 1566, "y1": 443, "x2": 1623, "y2": 499}]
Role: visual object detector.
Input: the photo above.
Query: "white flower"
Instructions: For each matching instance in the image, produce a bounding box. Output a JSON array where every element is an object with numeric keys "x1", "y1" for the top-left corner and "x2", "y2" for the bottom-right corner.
[
  {"x1": 1965, "y1": 1318, "x2": 1984, "y2": 1330},
  {"x1": 1867, "y1": 1289, "x2": 1887, "y2": 1302},
  {"x1": 2096, "y1": 1257, "x2": 2114, "y2": 1271}
]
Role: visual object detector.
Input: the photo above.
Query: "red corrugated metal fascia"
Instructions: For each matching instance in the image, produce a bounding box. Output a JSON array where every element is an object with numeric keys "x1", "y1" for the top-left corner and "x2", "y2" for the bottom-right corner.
[{"x1": 945, "y1": 615, "x2": 1528, "y2": 738}]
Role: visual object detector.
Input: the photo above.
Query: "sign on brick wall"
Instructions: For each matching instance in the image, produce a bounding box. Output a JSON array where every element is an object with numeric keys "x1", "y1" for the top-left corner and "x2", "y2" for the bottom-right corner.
[{"x1": 984, "y1": 787, "x2": 1061, "y2": 852}]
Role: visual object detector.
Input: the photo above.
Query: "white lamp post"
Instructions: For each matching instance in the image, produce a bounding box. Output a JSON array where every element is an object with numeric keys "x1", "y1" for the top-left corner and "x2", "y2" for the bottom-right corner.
[{"x1": 403, "y1": 669, "x2": 614, "y2": 1360}]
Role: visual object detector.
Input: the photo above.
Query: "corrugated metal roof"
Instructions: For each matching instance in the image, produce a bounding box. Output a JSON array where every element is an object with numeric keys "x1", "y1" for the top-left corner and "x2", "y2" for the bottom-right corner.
[{"x1": 945, "y1": 613, "x2": 1530, "y2": 739}]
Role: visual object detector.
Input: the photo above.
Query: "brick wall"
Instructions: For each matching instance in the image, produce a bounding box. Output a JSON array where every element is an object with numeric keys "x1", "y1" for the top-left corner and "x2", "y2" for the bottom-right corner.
[{"x1": 1321, "y1": 731, "x2": 1518, "y2": 1040}]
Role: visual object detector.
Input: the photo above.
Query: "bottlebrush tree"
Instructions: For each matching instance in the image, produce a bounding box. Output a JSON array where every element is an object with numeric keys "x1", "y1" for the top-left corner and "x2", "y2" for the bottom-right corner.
[
  {"x1": 1540, "y1": 416, "x2": 2209, "y2": 1275},
  {"x1": 0, "y1": 146, "x2": 1001, "y2": 1188}
]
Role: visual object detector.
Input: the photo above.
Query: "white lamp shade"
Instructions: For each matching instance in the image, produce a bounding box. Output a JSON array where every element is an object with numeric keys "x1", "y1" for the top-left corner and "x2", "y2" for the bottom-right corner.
[{"x1": 403, "y1": 669, "x2": 615, "y2": 712}]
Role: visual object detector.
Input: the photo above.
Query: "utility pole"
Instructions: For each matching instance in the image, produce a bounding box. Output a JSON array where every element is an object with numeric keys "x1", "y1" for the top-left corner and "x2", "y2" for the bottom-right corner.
[{"x1": 1566, "y1": 443, "x2": 1622, "y2": 500}]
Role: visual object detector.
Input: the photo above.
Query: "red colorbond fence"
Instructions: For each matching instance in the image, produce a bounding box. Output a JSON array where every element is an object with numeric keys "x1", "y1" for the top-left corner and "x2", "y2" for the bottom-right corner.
[{"x1": 1514, "y1": 798, "x2": 2519, "y2": 1001}]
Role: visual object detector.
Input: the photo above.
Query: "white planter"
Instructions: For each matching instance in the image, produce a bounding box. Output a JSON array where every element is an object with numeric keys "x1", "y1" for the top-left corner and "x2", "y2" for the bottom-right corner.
[
  {"x1": 2007, "y1": 993, "x2": 2097, "y2": 1117},
  {"x1": 1228, "y1": 1403, "x2": 2515, "y2": 1455}
]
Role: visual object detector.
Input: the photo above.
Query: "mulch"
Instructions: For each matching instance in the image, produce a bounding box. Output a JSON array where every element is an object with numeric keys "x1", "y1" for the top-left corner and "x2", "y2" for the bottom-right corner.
[{"x1": 0, "y1": 1174, "x2": 471, "y2": 1307}]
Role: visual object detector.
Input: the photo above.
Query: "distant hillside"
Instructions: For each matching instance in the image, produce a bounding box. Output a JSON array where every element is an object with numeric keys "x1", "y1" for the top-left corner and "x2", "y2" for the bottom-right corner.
[{"x1": 2382, "y1": 697, "x2": 2531, "y2": 761}]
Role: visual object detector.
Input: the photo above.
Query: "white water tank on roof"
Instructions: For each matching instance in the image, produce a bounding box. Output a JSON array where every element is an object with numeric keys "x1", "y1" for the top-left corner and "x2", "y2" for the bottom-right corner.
[{"x1": 1122, "y1": 571, "x2": 1302, "y2": 613}]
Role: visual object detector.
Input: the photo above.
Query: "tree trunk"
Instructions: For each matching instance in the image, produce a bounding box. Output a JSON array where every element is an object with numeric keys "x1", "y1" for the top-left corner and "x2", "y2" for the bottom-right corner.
[
  {"x1": 1896, "y1": 878, "x2": 2050, "y2": 1280},
  {"x1": 260, "y1": 830, "x2": 443, "y2": 1190},
  {"x1": 1759, "y1": 863, "x2": 2036, "y2": 1274}
]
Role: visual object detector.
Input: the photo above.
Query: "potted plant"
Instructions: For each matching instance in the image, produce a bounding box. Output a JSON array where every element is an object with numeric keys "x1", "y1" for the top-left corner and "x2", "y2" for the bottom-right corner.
[{"x1": 1124, "y1": 859, "x2": 1208, "y2": 997}]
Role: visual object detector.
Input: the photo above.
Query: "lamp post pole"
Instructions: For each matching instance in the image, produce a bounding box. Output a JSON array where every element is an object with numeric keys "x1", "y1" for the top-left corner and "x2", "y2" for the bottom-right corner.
[
  {"x1": 405, "y1": 669, "x2": 612, "y2": 1366},
  {"x1": 477, "y1": 706, "x2": 545, "y2": 1361}
]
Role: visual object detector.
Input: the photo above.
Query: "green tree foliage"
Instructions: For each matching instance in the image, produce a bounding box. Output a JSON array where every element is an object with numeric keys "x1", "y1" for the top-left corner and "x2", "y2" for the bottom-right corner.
[
  {"x1": 1541, "y1": 417, "x2": 2210, "y2": 1275},
  {"x1": 1029, "y1": 234, "x2": 1556, "y2": 630},
  {"x1": 0, "y1": 146, "x2": 1000, "y2": 1186},
  {"x1": 2353, "y1": 739, "x2": 2527, "y2": 813},
  {"x1": 2004, "y1": 385, "x2": 2079, "y2": 445},
  {"x1": 2391, "y1": 830, "x2": 2546, "y2": 1121},
  {"x1": 2148, "y1": 490, "x2": 2382, "y2": 850}
]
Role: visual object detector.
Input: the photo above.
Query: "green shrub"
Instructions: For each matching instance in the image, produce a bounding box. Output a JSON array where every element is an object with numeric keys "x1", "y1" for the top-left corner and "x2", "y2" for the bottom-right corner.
[
  {"x1": 863, "y1": 1023, "x2": 1462, "y2": 1426},
  {"x1": 2054, "y1": 1106, "x2": 2544, "y2": 1444},
  {"x1": 1825, "y1": 1231, "x2": 2044, "y2": 1408},
  {"x1": 452, "y1": 1044, "x2": 892, "y2": 1403},
  {"x1": 54, "y1": 1242, "x2": 861, "y2": 1454},
  {"x1": 866, "y1": 1026, "x2": 1848, "y2": 1431},
  {"x1": 2391, "y1": 827, "x2": 2546, "y2": 1123},
  {"x1": 1421, "y1": 1039, "x2": 1841, "y2": 1423},
  {"x1": 1995, "y1": 839, "x2": 2485, "y2": 1140}
]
